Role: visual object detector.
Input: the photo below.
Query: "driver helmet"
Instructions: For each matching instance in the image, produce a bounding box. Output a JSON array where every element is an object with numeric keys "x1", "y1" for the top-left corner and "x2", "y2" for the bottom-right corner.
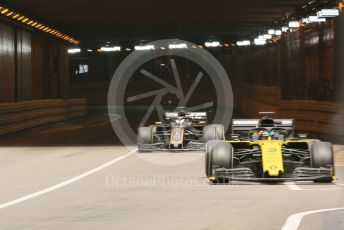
[
  {"x1": 259, "y1": 130, "x2": 269, "y2": 140},
  {"x1": 269, "y1": 130, "x2": 276, "y2": 137}
]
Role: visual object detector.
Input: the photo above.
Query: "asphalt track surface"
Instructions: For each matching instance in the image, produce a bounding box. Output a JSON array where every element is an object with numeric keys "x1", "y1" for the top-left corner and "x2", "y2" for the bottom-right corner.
[{"x1": 0, "y1": 116, "x2": 344, "y2": 230}]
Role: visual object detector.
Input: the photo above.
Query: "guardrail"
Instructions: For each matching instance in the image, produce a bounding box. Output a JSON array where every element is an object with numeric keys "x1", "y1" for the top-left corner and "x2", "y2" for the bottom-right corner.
[
  {"x1": 278, "y1": 100, "x2": 344, "y2": 141},
  {"x1": 0, "y1": 98, "x2": 86, "y2": 136},
  {"x1": 235, "y1": 83, "x2": 344, "y2": 142}
]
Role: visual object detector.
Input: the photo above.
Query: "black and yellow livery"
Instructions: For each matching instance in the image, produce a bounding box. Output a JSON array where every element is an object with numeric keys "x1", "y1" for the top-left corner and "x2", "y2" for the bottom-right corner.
[
  {"x1": 206, "y1": 112, "x2": 335, "y2": 182},
  {"x1": 137, "y1": 108, "x2": 225, "y2": 152}
]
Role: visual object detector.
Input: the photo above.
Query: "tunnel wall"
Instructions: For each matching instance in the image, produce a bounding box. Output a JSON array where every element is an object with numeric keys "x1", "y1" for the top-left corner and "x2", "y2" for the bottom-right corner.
[
  {"x1": 231, "y1": 20, "x2": 335, "y2": 100},
  {"x1": 0, "y1": 98, "x2": 86, "y2": 136},
  {"x1": 231, "y1": 19, "x2": 344, "y2": 142},
  {"x1": 0, "y1": 20, "x2": 70, "y2": 103}
]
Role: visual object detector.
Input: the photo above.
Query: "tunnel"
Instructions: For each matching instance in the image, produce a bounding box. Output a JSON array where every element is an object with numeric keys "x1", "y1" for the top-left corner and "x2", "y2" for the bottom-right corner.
[{"x1": 0, "y1": 1, "x2": 344, "y2": 229}]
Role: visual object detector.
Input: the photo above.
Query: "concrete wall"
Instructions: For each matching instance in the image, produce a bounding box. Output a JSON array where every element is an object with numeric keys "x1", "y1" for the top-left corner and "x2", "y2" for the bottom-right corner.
[
  {"x1": 0, "y1": 19, "x2": 70, "y2": 103},
  {"x1": 231, "y1": 20, "x2": 335, "y2": 101},
  {"x1": 0, "y1": 23, "x2": 15, "y2": 102},
  {"x1": 231, "y1": 18, "x2": 344, "y2": 142},
  {"x1": 335, "y1": 9, "x2": 344, "y2": 102}
]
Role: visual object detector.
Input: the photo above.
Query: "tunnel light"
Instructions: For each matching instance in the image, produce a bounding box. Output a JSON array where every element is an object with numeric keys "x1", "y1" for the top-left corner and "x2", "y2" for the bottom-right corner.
[
  {"x1": 67, "y1": 48, "x2": 81, "y2": 54},
  {"x1": 317, "y1": 9, "x2": 339, "y2": 18},
  {"x1": 87, "y1": 49, "x2": 93, "y2": 52},
  {"x1": 282, "y1": 27, "x2": 289, "y2": 32},
  {"x1": 100, "y1": 46, "x2": 121, "y2": 52},
  {"x1": 204, "y1": 41, "x2": 221, "y2": 47},
  {"x1": 254, "y1": 38, "x2": 266, "y2": 45},
  {"x1": 288, "y1": 21, "x2": 300, "y2": 28},
  {"x1": 236, "y1": 40, "x2": 251, "y2": 46},
  {"x1": 268, "y1": 29, "x2": 275, "y2": 35},
  {"x1": 304, "y1": 16, "x2": 326, "y2": 24},
  {"x1": 12, "y1": 14, "x2": 20, "y2": 19},
  {"x1": 310, "y1": 16, "x2": 326, "y2": 23},
  {"x1": 263, "y1": 34, "x2": 272, "y2": 39},
  {"x1": 1, "y1": 8, "x2": 9, "y2": 14},
  {"x1": 134, "y1": 45, "x2": 155, "y2": 50},
  {"x1": 0, "y1": 4, "x2": 79, "y2": 45},
  {"x1": 169, "y1": 43, "x2": 187, "y2": 49},
  {"x1": 275, "y1": 30, "x2": 282, "y2": 36},
  {"x1": 125, "y1": 48, "x2": 132, "y2": 51}
]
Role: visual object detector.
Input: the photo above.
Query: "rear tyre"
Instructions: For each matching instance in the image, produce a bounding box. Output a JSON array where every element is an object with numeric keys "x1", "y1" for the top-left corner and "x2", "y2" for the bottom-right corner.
[
  {"x1": 137, "y1": 127, "x2": 153, "y2": 153},
  {"x1": 203, "y1": 124, "x2": 225, "y2": 142},
  {"x1": 310, "y1": 142, "x2": 334, "y2": 183}
]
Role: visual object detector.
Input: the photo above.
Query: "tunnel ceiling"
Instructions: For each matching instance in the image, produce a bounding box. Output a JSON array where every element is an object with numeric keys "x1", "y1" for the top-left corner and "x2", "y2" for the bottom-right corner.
[{"x1": 7, "y1": 0, "x2": 313, "y2": 44}]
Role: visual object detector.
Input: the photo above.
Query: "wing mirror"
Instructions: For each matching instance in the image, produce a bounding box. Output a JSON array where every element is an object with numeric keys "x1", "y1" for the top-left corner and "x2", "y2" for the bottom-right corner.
[{"x1": 230, "y1": 134, "x2": 240, "y2": 139}]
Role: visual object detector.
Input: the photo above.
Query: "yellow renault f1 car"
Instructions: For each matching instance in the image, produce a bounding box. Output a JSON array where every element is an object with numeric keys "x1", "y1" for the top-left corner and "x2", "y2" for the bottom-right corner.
[{"x1": 205, "y1": 112, "x2": 335, "y2": 183}]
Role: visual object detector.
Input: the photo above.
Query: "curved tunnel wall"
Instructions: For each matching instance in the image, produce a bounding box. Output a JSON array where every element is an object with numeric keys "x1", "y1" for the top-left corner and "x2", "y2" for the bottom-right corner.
[
  {"x1": 0, "y1": 20, "x2": 70, "y2": 103},
  {"x1": 231, "y1": 17, "x2": 344, "y2": 143},
  {"x1": 0, "y1": 19, "x2": 87, "y2": 136}
]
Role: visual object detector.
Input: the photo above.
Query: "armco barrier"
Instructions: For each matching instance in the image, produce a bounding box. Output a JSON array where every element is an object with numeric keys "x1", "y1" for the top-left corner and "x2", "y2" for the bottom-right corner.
[
  {"x1": 0, "y1": 98, "x2": 86, "y2": 135},
  {"x1": 235, "y1": 83, "x2": 344, "y2": 142}
]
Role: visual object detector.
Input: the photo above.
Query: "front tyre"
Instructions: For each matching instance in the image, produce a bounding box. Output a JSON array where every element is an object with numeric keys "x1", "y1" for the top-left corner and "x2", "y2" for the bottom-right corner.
[
  {"x1": 137, "y1": 127, "x2": 153, "y2": 153},
  {"x1": 205, "y1": 140, "x2": 223, "y2": 177},
  {"x1": 212, "y1": 142, "x2": 233, "y2": 170},
  {"x1": 310, "y1": 142, "x2": 334, "y2": 183},
  {"x1": 206, "y1": 142, "x2": 233, "y2": 178}
]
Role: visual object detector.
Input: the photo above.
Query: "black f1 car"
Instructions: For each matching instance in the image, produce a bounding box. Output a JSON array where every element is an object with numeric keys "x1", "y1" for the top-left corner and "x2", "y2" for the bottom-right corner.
[
  {"x1": 206, "y1": 112, "x2": 335, "y2": 183},
  {"x1": 137, "y1": 108, "x2": 225, "y2": 152}
]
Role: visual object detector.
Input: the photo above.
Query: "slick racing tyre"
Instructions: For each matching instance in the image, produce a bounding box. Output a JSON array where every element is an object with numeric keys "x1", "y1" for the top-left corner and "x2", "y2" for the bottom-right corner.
[
  {"x1": 212, "y1": 142, "x2": 233, "y2": 170},
  {"x1": 203, "y1": 124, "x2": 225, "y2": 142},
  {"x1": 137, "y1": 127, "x2": 153, "y2": 152},
  {"x1": 205, "y1": 140, "x2": 223, "y2": 177},
  {"x1": 310, "y1": 142, "x2": 334, "y2": 183}
]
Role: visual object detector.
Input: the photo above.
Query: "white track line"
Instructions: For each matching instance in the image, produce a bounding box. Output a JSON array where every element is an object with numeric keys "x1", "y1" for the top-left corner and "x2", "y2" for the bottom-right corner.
[
  {"x1": 334, "y1": 181, "x2": 344, "y2": 186},
  {"x1": 281, "y1": 207, "x2": 344, "y2": 230},
  {"x1": 284, "y1": 181, "x2": 344, "y2": 191},
  {"x1": 301, "y1": 188, "x2": 344, "y2": 191},
  {"x1": 0, "y1": 148, "x2": 137, "y2": 210},
  {"x1": 284, "y1": 182, "x2": 302, "y2": 191}
]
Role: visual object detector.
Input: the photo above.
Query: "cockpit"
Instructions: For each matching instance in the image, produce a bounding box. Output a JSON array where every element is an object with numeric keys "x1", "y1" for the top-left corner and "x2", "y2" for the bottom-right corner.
[{"x1": 249, "y1": 128, "x2": 289, "y2": 141}]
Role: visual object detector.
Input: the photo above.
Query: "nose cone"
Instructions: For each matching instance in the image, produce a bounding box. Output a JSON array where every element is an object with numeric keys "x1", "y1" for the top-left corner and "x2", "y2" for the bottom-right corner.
[{"x1": 268, "y1": 165, "x2": 279, "y2": 176}]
